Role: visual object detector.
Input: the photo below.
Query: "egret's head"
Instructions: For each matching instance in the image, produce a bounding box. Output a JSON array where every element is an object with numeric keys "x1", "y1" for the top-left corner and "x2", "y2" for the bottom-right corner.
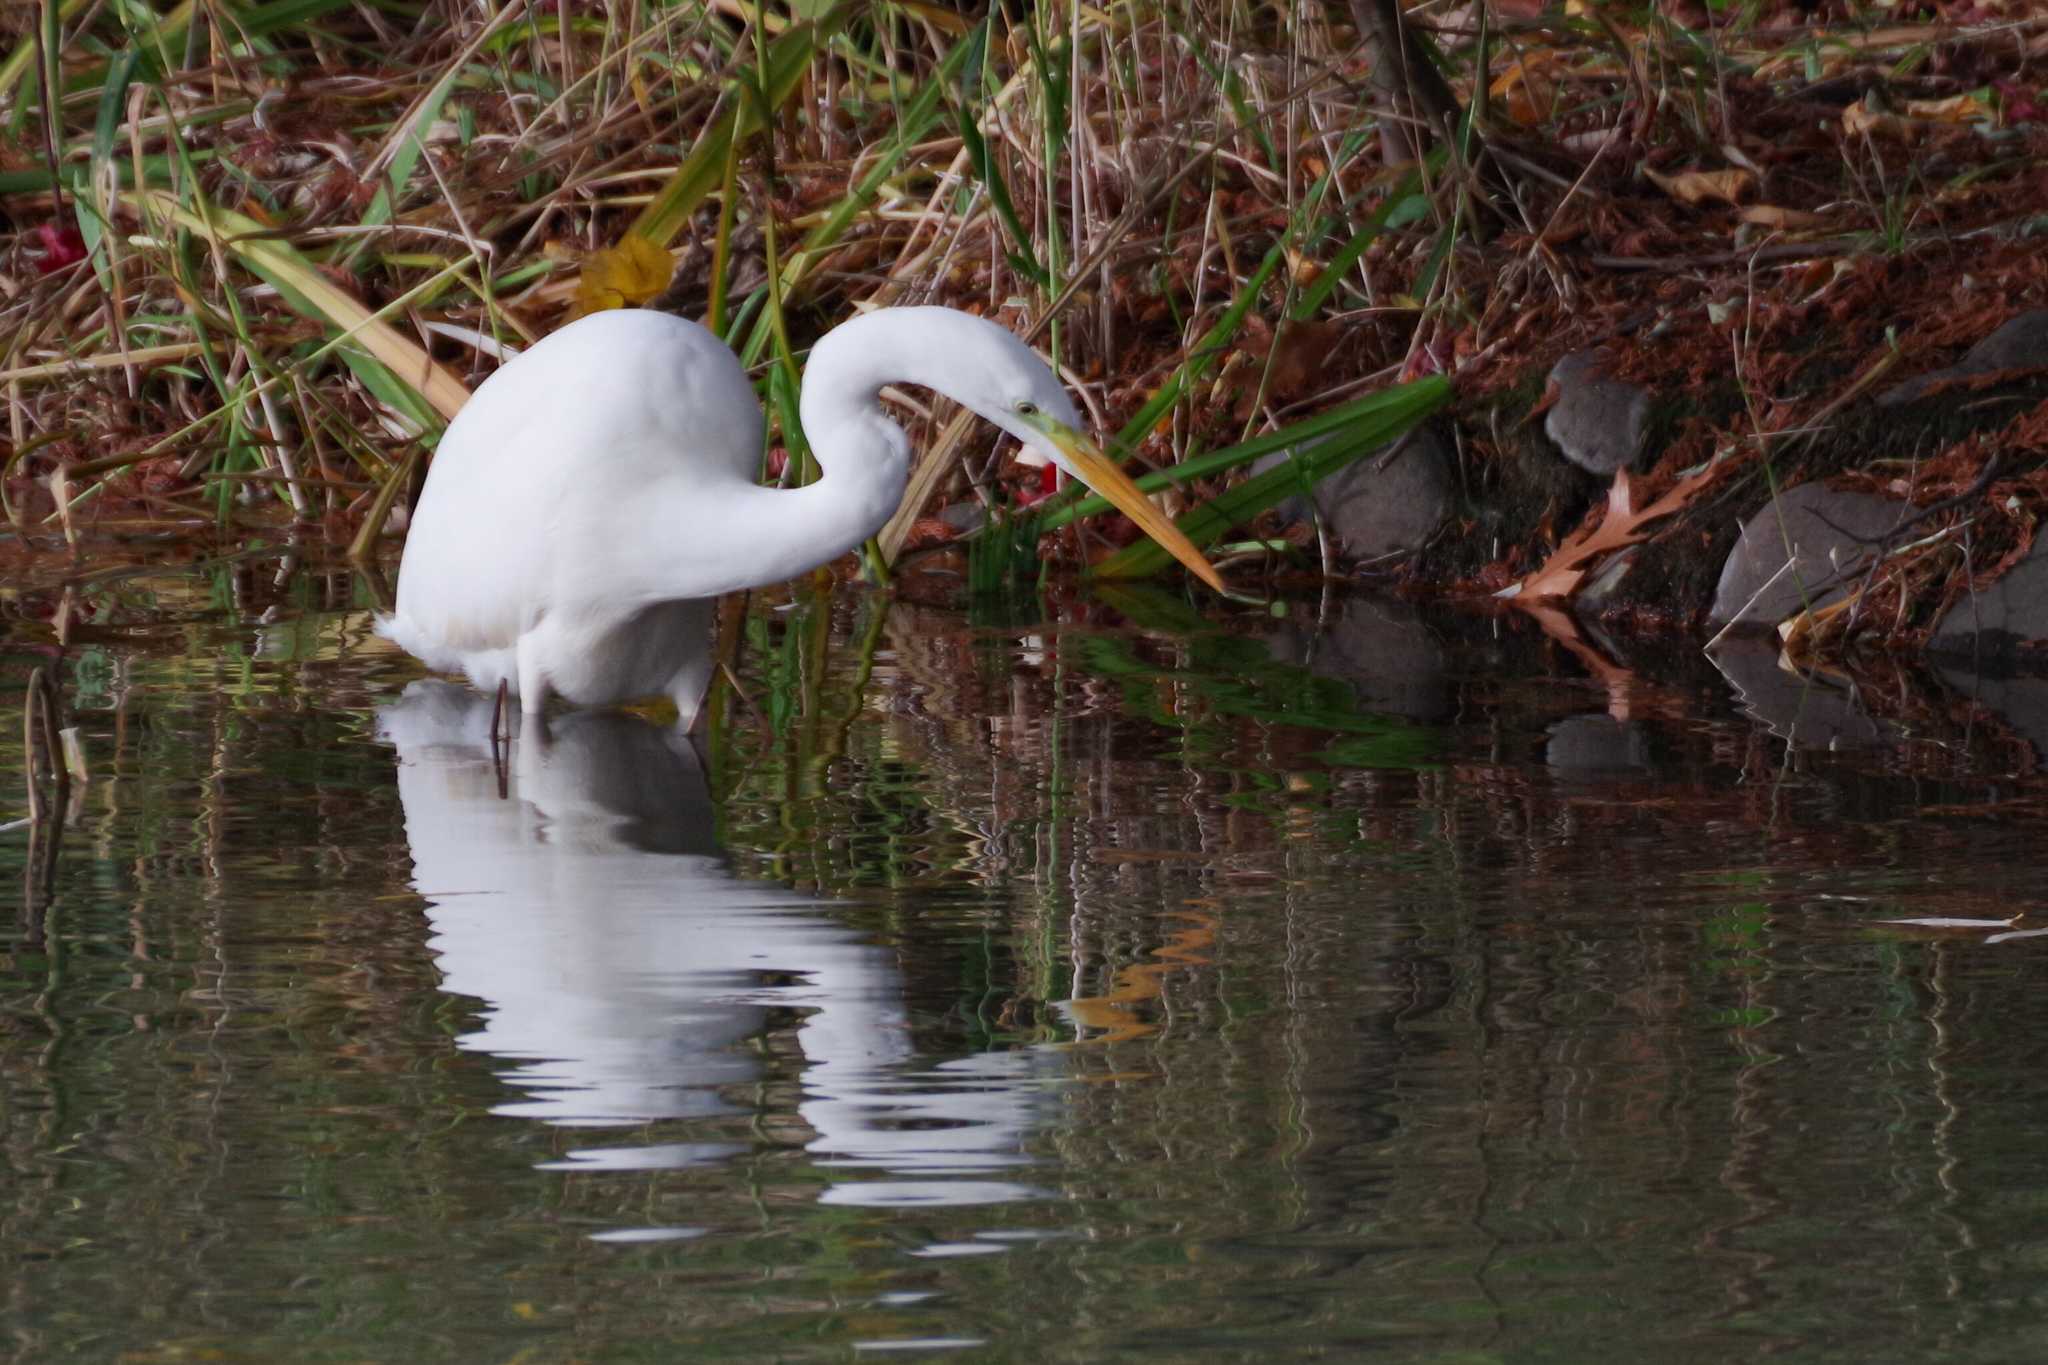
[
  {"x1": 931, "y1": 315, "x2": 1224, "y2": 593},
  {"x1": 922, "y1": 319, "x2": 1084, "y2": 469}
]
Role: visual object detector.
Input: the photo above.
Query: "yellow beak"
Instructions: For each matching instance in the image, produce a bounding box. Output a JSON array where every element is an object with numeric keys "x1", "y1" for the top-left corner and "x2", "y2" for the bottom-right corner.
[{"x1": 1024, "y1": 415, "x2": 1225, "y2": 593}]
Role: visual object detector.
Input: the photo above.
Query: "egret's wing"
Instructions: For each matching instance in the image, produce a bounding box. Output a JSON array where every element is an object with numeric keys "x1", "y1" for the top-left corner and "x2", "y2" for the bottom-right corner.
[{"x1": 388, "y1": 311, "x2": 763, "y2": 665}]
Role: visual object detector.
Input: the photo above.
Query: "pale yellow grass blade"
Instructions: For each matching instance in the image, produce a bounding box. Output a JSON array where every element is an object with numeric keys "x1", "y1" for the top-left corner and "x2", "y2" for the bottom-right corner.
[{"x1": 126, "y1": 189, "x2": 471, "y2": 421}]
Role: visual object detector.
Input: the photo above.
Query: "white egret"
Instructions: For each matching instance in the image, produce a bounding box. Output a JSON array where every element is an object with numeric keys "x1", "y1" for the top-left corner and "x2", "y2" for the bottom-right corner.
[{"x1": 381, "y1": 306, "x2": 1223, "y2": 723}]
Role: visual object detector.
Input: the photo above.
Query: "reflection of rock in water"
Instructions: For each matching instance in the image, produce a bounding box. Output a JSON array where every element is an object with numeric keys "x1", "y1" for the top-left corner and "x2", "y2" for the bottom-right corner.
[
  {"x1": 377, "y1": 682, "x2": 1052, "y2": 1203},
  {"x1": 1545, "y1": 714, "x2": 1653, "y2": 776},
  {"x1": 1708, "y1": 639, "x2": 1895, "y2": 749},
  {"x1": 1267, "y1": 595, "x2": 1451, "y2": 722},
  {"x1": 1935, "y1": 664, "x2": 2048, "y2": 764}
]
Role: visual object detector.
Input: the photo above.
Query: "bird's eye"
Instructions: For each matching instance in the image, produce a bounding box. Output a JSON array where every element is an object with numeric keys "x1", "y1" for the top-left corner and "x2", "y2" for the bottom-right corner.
[{"x1": 1014, "y1": 401, "x2": 1039, "y2": 417}]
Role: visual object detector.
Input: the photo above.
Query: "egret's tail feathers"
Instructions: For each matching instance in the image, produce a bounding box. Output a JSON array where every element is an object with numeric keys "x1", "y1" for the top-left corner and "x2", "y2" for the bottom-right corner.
[{"x1": 378, "y1": 612, "x2": 520, "y2": 699}]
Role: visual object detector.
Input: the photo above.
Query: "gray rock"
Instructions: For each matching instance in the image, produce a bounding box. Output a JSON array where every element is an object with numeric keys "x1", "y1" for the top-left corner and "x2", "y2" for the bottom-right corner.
[
  {"x1": 1543, "y1": 350, "x2": 1650, "y2": 476},
  {"x1": 1930, "y1": 536, "x2": 2048, "y2": 655},
  {"x1": 1707, "y1": 638, "x2": 1896, "y2": 749},
  {"x1": 1255, "y1": 426, "x2": 1454, "y2": 564},
  {"x1": 1876, "y1": 308, "x2": 2048, "y2": 408},
  {"x1": 1709, "y1": 483, "x2": 1910, "y2": 628}
]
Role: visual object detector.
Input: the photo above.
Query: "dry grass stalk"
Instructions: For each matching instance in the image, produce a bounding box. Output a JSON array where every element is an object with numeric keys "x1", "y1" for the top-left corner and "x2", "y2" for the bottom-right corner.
[{"x1": 0, "y1": 0, "x2": 2031, "y2": 620}]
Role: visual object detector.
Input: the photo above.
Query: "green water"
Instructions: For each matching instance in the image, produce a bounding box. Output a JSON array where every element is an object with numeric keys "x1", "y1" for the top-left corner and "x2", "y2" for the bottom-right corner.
[{"x1": 6, "y1": 556, "x2": 2048, "y2": 1362}]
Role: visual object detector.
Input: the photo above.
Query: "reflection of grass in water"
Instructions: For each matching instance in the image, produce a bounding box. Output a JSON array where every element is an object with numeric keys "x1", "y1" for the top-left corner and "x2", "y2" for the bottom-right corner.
[
  {"x1": 717, "y1": 586, "x2": 1444, "y2": 901},
  {"x1": 965, "y1": 505, "x2": 1043, "y2": 606},
  {"x1": 1069, "y1": 630, "x2": 1441, "y2": 775}
]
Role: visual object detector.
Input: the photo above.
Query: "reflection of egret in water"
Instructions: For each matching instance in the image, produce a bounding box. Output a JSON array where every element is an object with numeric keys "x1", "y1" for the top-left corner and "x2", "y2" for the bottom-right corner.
[{"x1": 376, "y1": 682, "x2": 1053, "y2": 1206}]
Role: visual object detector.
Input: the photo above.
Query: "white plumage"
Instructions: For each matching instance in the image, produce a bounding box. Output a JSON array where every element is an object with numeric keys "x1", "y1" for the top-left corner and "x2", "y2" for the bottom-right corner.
[{"x1": 381, "y1": 305, "x2": 1221, "y2": 724}]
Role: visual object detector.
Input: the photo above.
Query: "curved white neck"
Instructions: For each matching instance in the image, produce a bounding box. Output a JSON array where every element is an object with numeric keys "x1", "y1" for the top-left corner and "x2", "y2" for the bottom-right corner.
[
  {"x1": 766, "y1": 408, "x2": 910, "y2": 577},
  {"x1": 621, "y1": 310, "x2": 1023, "y2": 607},
  {"x1": 777, "y1": 313, "x2": 929, "y2": 573}
]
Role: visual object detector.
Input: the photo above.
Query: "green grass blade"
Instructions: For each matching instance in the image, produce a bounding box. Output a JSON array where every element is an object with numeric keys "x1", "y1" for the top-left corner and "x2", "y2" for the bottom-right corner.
[
  {"x1": 1113, "y1": 239, "x2": 1289, "y2": 451},
  {"x1": 0, "y1": 0, "x2": 95, "y2": 112},
  {"x1": 130, "y1": 189, "x2": 471, "y2": 422},
  {"x1": 1000, "y1": 237, "x2": 1289, "y2": 540},
  {"x1": 959, "y1": 111, "x2": 1045, "y2": 286},
  {"x1": 630, "y1": 8, "x2": 845, "y2": 247},
  {"x1": 1035, "y1": 378, "x2": 1448, "y2": 532},
  {"x1": 1089, "y1": 375, "x2": 1452, "y2": 580},
  {"x1": 735, "y1": 22, "x2": 981, "y2": 366},
  {"x1": 1290, "y1": 162, "x2": 1431, "y2": 320},
  {"x1": 360, "y1": 66, "x2": 458, "y2": 229}
]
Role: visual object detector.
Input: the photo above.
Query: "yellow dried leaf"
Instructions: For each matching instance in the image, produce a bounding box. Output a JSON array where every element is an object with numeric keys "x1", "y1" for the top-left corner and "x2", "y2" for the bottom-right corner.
[
  {"x1": 1843, "y1": 99, "x2": 1914, "y2": 139},
  {"x1": 575, "y1": 234, "x2": 674, "y2": 316},
  {"x1": 1643, "y1": 164, "x2": 1754, "y2": 208},
  {"x1": 1489, "y1": 52, "x2": 1559, "y2": 127},
  {"x1": 1903, "y1": 94, "x2": 1982, "y2": 123},
  {"x1": 126, "y1": 189, "x2": 470, "y2": 420},
  {"x1": 1739, "y1": 204, "x2": 1830, "y2": 230},
  {"x1": 1837, "y1": 25, "x2": 1945, "y2": 50}
]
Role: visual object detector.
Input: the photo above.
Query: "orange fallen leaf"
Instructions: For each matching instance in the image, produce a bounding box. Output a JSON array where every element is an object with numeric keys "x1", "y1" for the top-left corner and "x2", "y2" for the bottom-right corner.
[
  {"x1": 1515, "y1": 459, "x2": 1735, "y2": 601},
  {"x1": 900, "y1": 516, "x2": 960, "y2": 550}
]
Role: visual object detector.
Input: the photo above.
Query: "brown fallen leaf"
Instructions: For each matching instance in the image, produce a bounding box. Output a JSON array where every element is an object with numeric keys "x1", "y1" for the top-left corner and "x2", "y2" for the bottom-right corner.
[
  {"x1": 1643, "y1": 164, "x2": 1754, "y2": 208},
  {"x1": 1266, "y1": 319, "x2": 1344, "y2": 402},
  {"x1": 900, "y1": 517, "x2": 960, "y2": 551},
  {"x1": 1229, "y1": 317, "x2": 1344, "y2": 416}
]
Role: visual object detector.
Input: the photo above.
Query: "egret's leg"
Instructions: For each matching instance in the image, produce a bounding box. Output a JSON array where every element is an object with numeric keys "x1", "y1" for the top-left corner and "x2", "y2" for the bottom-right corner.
[
  {"x1": 516, "y1": 642, "x2": 548, "y2": 720},
  {"x1": 514, "y1": 710, "x2": 550, "y2": 773},
  {"x1": 486, "y1": 679, "x2": 512, "y2": 798},
  {"x1": 669, "y1": 650, "x2": 715, "y2": 736}
]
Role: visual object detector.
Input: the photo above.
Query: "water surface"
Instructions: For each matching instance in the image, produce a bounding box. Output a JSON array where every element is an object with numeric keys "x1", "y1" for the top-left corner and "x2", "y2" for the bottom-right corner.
[{"x1": 6, "y1": 554, "x2": 2048, "y2": 1361}]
